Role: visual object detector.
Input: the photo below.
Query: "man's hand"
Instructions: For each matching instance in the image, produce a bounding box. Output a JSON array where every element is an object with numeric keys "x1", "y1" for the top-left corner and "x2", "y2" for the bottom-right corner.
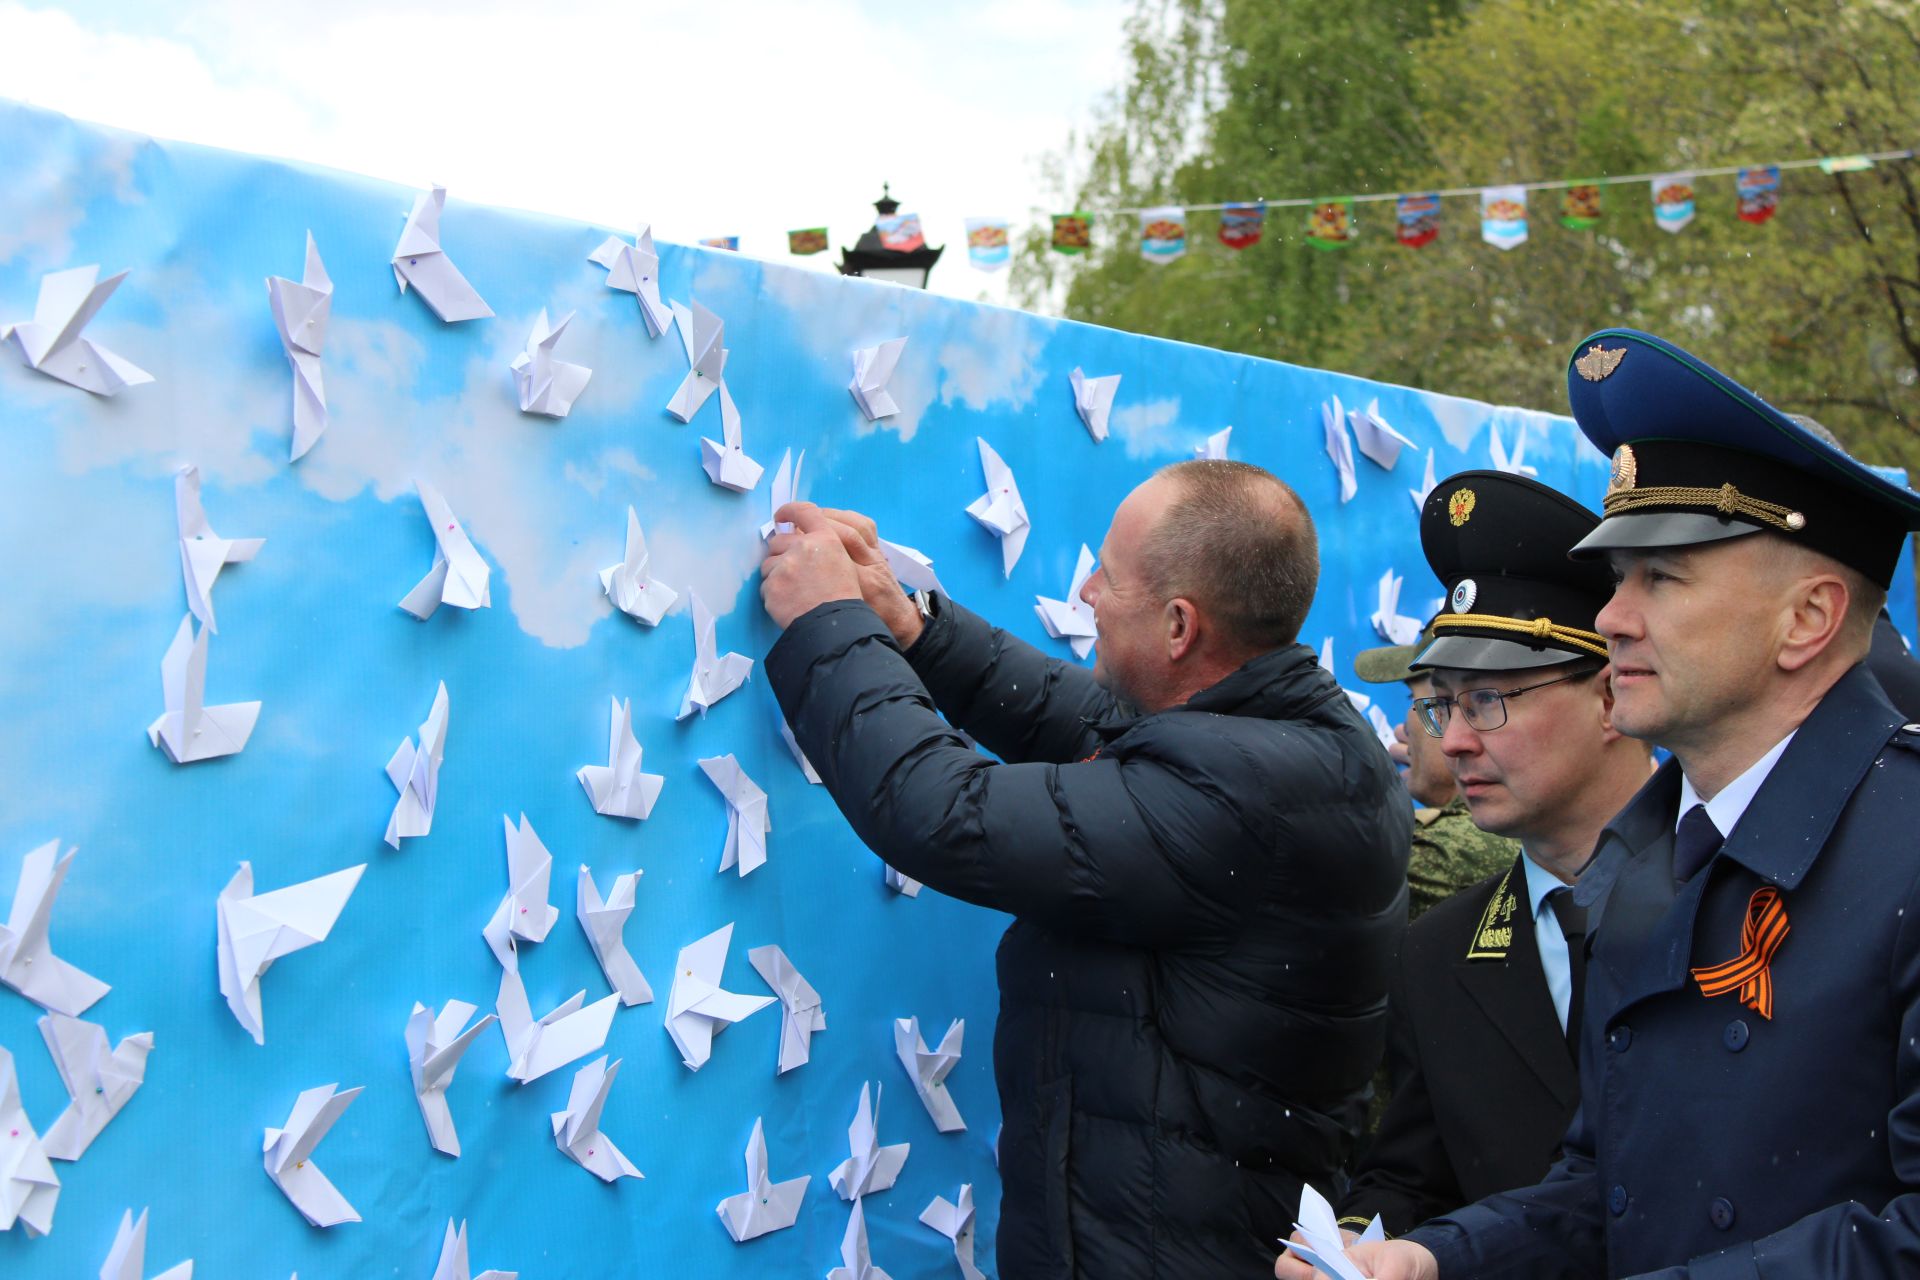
[
  {"x1": 1389, "y1": 721, "x2": 1413, "y2": 770},
  {"x1": 763, "y1": 501, "x2": 922, "y2": 646},
  {"x1": 760, "y1": 505, "x2": 866, "y2": 629},
  {"x1": 1274, "y1": 1236, "x2": 1440, "y2": 1280}
]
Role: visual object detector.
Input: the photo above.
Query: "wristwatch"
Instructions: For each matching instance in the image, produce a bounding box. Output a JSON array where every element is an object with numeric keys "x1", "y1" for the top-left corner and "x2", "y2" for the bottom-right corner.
[{"x1": 913, "y1": 588, "x2": 939, "y2": 623}]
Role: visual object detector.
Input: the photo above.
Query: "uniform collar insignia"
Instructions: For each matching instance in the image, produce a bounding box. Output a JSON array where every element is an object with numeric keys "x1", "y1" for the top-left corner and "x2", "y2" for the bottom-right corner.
[{"x1": 1466, "y1": 861, "x2": 1522, "y2": 961}]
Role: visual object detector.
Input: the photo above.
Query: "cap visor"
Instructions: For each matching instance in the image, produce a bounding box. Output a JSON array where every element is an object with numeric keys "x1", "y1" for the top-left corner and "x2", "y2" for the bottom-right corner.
[
  {"x1": 1354, "y1": 643, "x2": 1418, "y2": 684},
  {"x1": 1568, "y1": 511, "x2": 1765, "y2": 559},
  {"x1": 1411, "y1": 634, "x2": 1594, "y2": 673}
]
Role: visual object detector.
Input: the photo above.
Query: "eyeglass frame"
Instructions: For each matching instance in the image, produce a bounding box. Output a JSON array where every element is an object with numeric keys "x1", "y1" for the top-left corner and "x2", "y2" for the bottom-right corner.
[{"x1": 1411, "y1": 666, "x2": 1602, "y2": 739}]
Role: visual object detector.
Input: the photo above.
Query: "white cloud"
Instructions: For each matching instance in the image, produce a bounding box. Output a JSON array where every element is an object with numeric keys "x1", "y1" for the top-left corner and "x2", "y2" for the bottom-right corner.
[{"x1": 1110, "y1": 396, "x2": 1182, "y2": 459}]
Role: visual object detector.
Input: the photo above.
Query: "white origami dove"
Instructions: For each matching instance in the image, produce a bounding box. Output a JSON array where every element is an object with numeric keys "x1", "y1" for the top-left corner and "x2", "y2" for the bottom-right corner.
[
  {"x1": 1371, "y1": 569, "x2": 1422, "y2": 646},
  {"x1": 1, "y1": 264, "x2": 153, "y2": 395},
  {"x1": 715, "y1": 1117, "x2": 809, "y2": 1242},
  {"x1": 966, "y1": 438, "x2": 1030, "y2": 577},
  {"x1": 577, "y1": 866, "x2": 652, "y2": 1006},
  {"x1": 896, "y1": 1017, "x2": 966, "y2": 1133},
  {"x1": 878, "y1": 538, "x2": 943, "y2": 594},
  {"x1": 828, "y1": 1082, "x2": 910, "y2": 1201},
  {"x1": 587, "y1": 225, "x2": 672, "y2": 338},
  {"x1": 1317, "y1": 638, "x2": 1373, "y2": 718},
  {"x1": 1034, "y1": 544, "x2": 1098, "y2": 660},
  {"x1": 1490, "y1": 421, "x2": 1538, "y2": 476},
  {"x1": 406, "y1": 998, "x2": 497, "y2": 1158},
  {"x1": 0, "y1": 1045, "x2": 59, "y2": 1237},
  {"x1": 577, "y1": 696, "x2": 664, "y2": 819},
  {"x1": 885, "y1": 865, "x2": 924, "y2": 898},
  {"x1": 1279, "y1": 1182, "x2": 1385, "y2": 1280},
  {"x1": 678, "y1": 593, "x2": 754, "y2": 719},
  {"x1": 759, "y1": 448, "x2": 804, "y2": 539},
  {"x1": 99, "y1": 1207, "x2": 192, "y2": 1280},
  {"x1": 262, "y1": 1083, "x2": 362, "y2": 1227},
  {"x1": 849, "y1": 337, "x2": 907, "y2": 420},
  {"x1": 1409, "y1": 448, "x2": 1439, "y2": 512},
  {"x1": 698, "y1": 754, "x2": 770, "y2": 877},
  {"x1": 668, "y1": 300, "x2": 727, "y2": 422},
  {"x1": 599, "y1": 508, "x2": 677, "y2": 625},
  {"x1": 40, "y1": 1013, "x2": 153, "y2": 1160},
  {"x1": 665, "y1": 923, "x2": 775, "y2": 1071},
  {"x1": 1195, "y1": 426, "x2": 1232, "y2": 460},
  {"x1": 1069, "y1": 367, "x2": 1119, "y2": 443},
  {"x1": 1323, "y1": 395, "x2": 1358, "y2": 503},
  {"x1": 430, "y1": 1219, "x2": 517, "y2": 1280},
  {"x1": 483, "y1": 814, "x2": 560, "y2": 973},
  {"x1": 0, "y1": 840, "x2": 109, "y2": 1016},
  {"x1": 146, "y1": 614, "x2": 261, "y2": 764},
  {"x1": 1349, "y1": 398, "x2": 1415, "y2": 470},
  {"x1": 921, "y1": 1185, "x2": 987, "y2": 1280},
  {"x1": 700, "y1": 380, "x2": 764, "y2": 492},
  {"x1": 217, "y1": 861, "x2": 365, "y2": 1045},
  {"x1": 392, "y1": 185, "x2": 493, "y2": 322},
  {"x1": 748, "y1": 943, "x2": 824, "y2": 1073},
  {"x1": 399, "y1": 481, "x2": 492, "y2": 619},
  {"x1": 551, "y1": 1057, "x2": 642, "y2": 1182},
  {"x1": 829, "y1": 1197, "x2": 896, "y2": 1280},
  {"x1": 495, "y1": 967, "x2": 618, "y2": 1084},
  {"x1": 266, "y1": 231, "x2": 333, "y2": 461},
  {"x1": 511, "y1": 308, "x2": 592, "y2": 417},
  {"x1": 779, "y1": 717, "x2": 823, "y2": 785},
  {"x1": 174, "y1": 463, "x2": 264, "y2": 633},
  {"x1": 386, "y1": 681, "x2": 449, "y2": 848}
]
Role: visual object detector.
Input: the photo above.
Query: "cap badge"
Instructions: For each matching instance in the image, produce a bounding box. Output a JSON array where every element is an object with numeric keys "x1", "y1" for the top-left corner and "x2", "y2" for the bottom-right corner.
[
  {"x1": 1576, "y1": 343, "x2": 1627, "y2": 382},
  {"x1": 1608, "y1": 443, "x2": 1638, "y2": 495},
  {"x1": 1451, "y1": 579, "x2": 1478, "y2": 613},
  {"x1": 1447, "y1": 488, "x2": 1477, "y2": 527}
]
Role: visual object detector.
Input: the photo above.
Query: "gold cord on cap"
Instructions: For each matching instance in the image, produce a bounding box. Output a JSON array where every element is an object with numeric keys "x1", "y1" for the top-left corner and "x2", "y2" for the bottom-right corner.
[
  {"x1": 1603, "y1": 482, "x2": 1807, "y2": 533},
  {"x1": 1429, "y1": 612, "x2": 1610, "y2": 659}
]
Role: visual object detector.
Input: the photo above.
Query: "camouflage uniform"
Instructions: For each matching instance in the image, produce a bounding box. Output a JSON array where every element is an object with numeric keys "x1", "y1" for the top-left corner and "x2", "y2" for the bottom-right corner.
[{"x1": 1406, "y1": 795, "x2": 1518, "y2": 921}]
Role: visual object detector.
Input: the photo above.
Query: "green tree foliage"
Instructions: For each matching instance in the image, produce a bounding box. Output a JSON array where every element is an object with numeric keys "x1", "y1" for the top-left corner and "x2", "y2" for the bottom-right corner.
[{"x1": 1018, "y1": 0, "x2": 1920, "y2": 471}]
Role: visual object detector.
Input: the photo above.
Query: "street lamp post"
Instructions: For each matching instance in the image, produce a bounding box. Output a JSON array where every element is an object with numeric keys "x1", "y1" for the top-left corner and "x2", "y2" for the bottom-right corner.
[{"x1": 837, "y1": 184, "x2": 943, "y2": 289}]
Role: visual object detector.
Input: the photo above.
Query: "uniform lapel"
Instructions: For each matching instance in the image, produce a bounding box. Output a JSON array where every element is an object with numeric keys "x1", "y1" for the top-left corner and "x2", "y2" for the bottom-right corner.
[{"x1": 1452, "y1": 857, "x2": 1579, "y2": 1107}]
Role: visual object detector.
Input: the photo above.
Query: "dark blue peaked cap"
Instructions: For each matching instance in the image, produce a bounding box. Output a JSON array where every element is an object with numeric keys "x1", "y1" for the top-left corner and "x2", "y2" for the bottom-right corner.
[{"x1": 1564, "y1": 328, "x2": 1920, "y2": 587}]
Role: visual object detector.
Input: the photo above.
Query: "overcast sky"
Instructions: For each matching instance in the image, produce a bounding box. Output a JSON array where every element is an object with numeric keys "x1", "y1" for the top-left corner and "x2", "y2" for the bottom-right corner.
[{"x1": 0, "y1": 0, "x2": 1132, "y2": 303}]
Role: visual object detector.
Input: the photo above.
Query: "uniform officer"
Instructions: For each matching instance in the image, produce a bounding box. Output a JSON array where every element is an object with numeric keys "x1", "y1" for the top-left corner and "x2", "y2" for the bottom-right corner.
[
  {"x1": 1280, "y1": 328, "x2": 1920, "y2": 1279},
  {"x1": 1340, "y1": 473, "x2": 1652, "y2": 1241}
]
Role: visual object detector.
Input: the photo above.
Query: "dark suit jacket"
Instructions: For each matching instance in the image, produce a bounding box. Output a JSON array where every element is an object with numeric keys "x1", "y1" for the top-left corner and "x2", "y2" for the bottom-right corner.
[{"x1": 1342, "y1": 856, "x2": 1579, "y2": 1239}]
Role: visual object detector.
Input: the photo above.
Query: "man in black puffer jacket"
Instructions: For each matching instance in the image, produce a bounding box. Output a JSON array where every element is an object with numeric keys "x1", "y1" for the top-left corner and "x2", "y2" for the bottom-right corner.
[{"x1": 760, "y1": 460, "x2": 1409, "y2": 1279}]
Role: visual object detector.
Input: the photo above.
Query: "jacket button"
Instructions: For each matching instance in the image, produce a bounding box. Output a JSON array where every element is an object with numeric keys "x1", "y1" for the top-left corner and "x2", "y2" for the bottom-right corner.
[
  {"x1": 1723, "y1": 1019, "x2": 1749, "y2": 1052},
  {"x1": 1609, "y1": 1025, "x2": 1632, "y2": 1052},
  {"x1": 1609, "y1": 1185, "x2": 1629, "y2": 1216},
  {"x1": 1710, "y1": 1197, "x2": 1736, "y2": 1230}
]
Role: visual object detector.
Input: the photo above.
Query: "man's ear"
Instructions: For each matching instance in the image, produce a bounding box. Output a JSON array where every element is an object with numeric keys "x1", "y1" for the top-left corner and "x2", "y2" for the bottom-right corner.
[
  {"x1": 1166, "y1": 597, "x2": 1200, "y2": 662},
  {"x1": 1594, "y1": 663, "x2": 1625, "y2": 743},
  {"x1": 1777, "y1": 574, "x2": 1851, "y2": 673}
]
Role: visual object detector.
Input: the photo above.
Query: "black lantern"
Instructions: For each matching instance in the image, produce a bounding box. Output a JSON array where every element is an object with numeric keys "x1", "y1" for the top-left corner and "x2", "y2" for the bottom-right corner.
[{"x1": 837, "y1": 184, "x2": 943, "y2": 289}]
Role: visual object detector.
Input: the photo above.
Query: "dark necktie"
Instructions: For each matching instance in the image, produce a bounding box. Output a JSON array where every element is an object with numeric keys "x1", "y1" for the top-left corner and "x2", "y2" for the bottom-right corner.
[
  {"x1": 1548, "y1": 888, "x2": 1587, "y2": 1049},
  {"x1": 1673, "y1": 804, "x2": 1725, "y2": 885}
]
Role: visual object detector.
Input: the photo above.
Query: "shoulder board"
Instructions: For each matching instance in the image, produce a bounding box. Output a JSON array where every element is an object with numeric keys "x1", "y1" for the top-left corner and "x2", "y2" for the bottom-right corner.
[{"x1": 1413, "y1": 806, "x2": 1444, "y2": 827}]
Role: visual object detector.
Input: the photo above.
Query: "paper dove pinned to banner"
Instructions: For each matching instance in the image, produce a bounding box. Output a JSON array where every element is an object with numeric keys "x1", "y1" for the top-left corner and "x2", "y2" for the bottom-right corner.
[
  {"x1": 551, "y1": 1057, "x2": 642, "y2": 1182},
  {"x1": 668, "y1": 300, "x2": 728, "y2": 422},
  {"x1": 779, "y1": 717, "x2": 823, "y2": 785},
  {"x1": 430, "y1": 1219, "x2": 517, "y2": 1280},
  {"x1": 1034, "y1": 544, "x2": 1098, "y2": 660},
  {"x1": 99, "y1": 1208, "x2": 192, "y2": 1280},
  {"x1": 1279, "y1": 1182, "x2": 1385, "y2": 1280},
  {"x1": 1317, "y1": 638, "x2": 1373, "y2": 718},
  {"x1": 174, "y1": 464, "x2": 263, "y2": 633},
  {"x1": 577, "y1": 867, "x2": 652, "y2": 1006},
  {"x1": 698, "y1": 755, "x2": 770, "y2": 877},
  {"x1": 1, "y1": 264, "x2": 152, "y2": 395},
  {"x1": 665, "y1": 923, "x2": 775, "y2": 1071},
  {"x1": 748, "y1": 944, "x2": 824, "y2": 1073},
  {"x1": 483, "y1": 814, "x2": 559, "y2": 973},
  {"x1": 405, "y1": 999, "x2": 496, "y2": 1158},
  {"x1": 266, "y1": 232, "x2": 332, "y2": 461},
  {"x1": 878, "y1": 538, "x2": 943, "y2": 593},
  {"x1": 885, "y1": 866, "x2": 924, "y2": 897},
  {"x1": 587, "y1": 225, "x2": 672, "y2": 338},
  {"x1": 1409, "y1": 448, "x2": 1439, "y2": 512},
  {"x1": 1371, "y1": 569, "x2": 1422, "y2": 646},
  {"x1": 1322, "y1": 396, "x2": 1358, "y2": 503},
  {"x1": 39, "y1": 1013, "x2": 152, "y2": 1160},
  {"x1": 495, "y1": 968, "x2": 618, "y2": 1085},
  {"x1": 599, "y1": 508, "x2": 677, "y2": 626},
  {"x1": 920, "y1": 1185, "x2": 987, "y2": 1280},
  {"x1": 715, "y1": 1117, "x2": 809, "y2": 1242},
  {"x1": 966, "y1": 438, "x2": 1030, "y2": 577},
  {"x1": 759, "y1": 449, "x2": 804, "y2": 539},
  {"x1": 217, "y1": 861, "x2": 365, "y2": 1045},
  {"x1": 0, "y1": 840, "x2": 109, "y2": 1017},
  {"x1": 849, "y1": 338, "x2": 907, "y2": 420},
  {"x1": 147, "y1": 615, "x2": 260, "y2": 764},
  {"x1": 1489, "y1": 422, "x2": 1538, "y2": 476},
  {"x1": 678, "y1": 593, "x2": 754, "y2": 719},
  {"x1": 263, "y1": 1084, "x2": 362, "y2": 1227},
  {"x1": 386, "y1": 681, "x2": 448, "y2": 848},
  {"x1": 391, "y1": 185, "x2": 493, "y2": 322},
  {"x1": 577, "y1": 696, "x2": 664, "y2": 820},
  {"x1": 1349, "y1": 398, "x2": 1415, "y2": 470},
  {"x1": 510, "y1": 309, "x2": 592, "y2": 417},
  {"x1": 1367, "y1": 704, "x2": 1398, "y2": 752},
  {"x1": 828, "y1": 1082, "x2": 910, "y2": 1200},
  {"x1": 1069, "y1": 367, "x2": 1119, "y2": 442},
  {"x1": 828, "y1": 1198, "x2": 896, "y2": 1280},
  {"x1": 1195, "y1": 425, "x2": 1232, "y2": 460},
  {"x1": 896, "y1": 1017, "x2": 966, "y2": 1133},
  {"x1": 0, "y1": 1046, "x2": 58, "y2": 1236},
  {"x1": 699, "y1": 378, "x2": 764, "y2": 491},
  {"x1": 399, "y1": 481, "x2": 492, "y2": 619}
]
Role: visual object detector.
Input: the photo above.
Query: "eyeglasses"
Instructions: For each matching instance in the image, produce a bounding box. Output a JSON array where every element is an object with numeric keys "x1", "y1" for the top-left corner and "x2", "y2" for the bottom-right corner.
[{"x1": 1412, "y1": 668, "x2": 1598, "y2": 738}]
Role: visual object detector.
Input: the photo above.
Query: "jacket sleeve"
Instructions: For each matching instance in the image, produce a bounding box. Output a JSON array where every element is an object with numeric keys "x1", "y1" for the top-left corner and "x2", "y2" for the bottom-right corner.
[
  {"x1": 903, "y1": 592, "x2": 1123, "y2": 765},
  {"x1": 766, "y1": 599, "x2": 1266, "y2": 946}
]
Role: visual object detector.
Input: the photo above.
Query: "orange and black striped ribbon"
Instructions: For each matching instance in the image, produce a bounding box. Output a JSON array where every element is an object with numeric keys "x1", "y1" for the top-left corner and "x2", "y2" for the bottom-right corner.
[{"x1": 1690, "y1": 886, "x2": 1789, "y2": 1019}]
